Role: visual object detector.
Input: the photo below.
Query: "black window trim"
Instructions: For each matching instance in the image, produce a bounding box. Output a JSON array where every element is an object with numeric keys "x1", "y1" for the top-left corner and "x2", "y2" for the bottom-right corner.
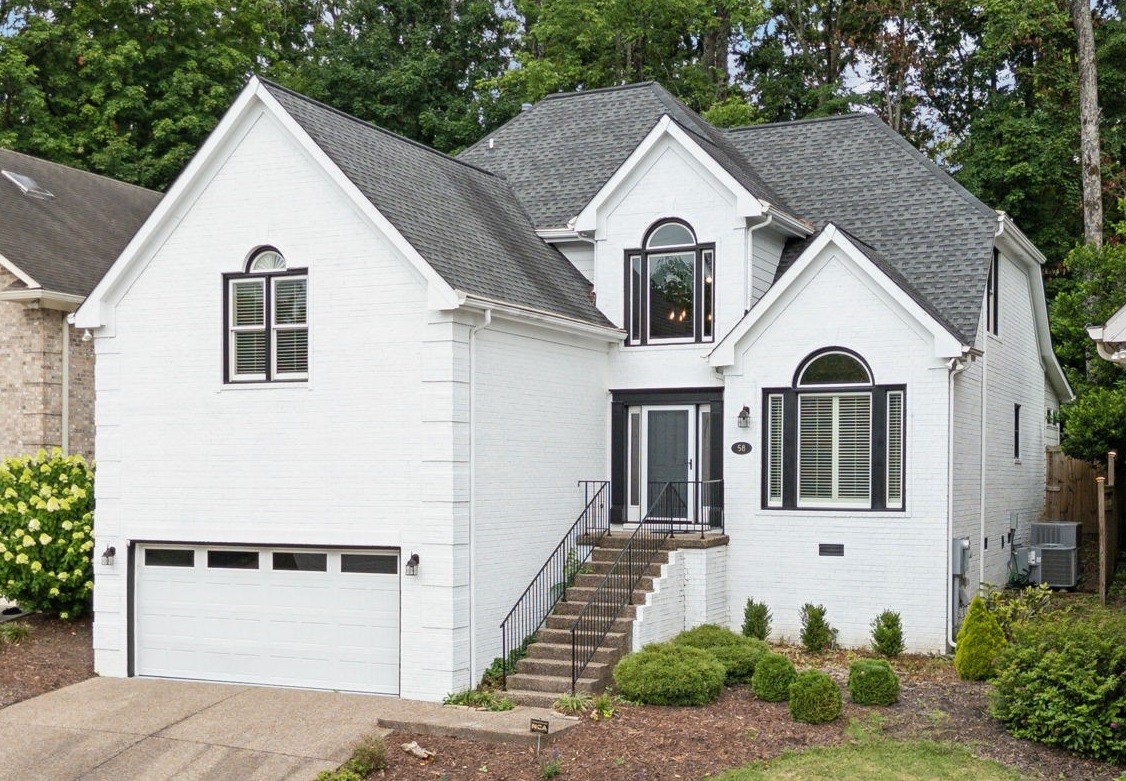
[
  {"x1": 1014, "y1": 403, "x2": 1021, "y2": 459},
  {"x1": 987, "y1": 250, "x2": 1000, "y2": 336},
  {"x1": 222, "y1": 263, "x2": 309, "y2": 385},
  {"x1": 761, "y1": 383, "x2": 907, "y2": 512},
  {"x1": 624, "y1": 218, "x2": 716, "y2": 347}
]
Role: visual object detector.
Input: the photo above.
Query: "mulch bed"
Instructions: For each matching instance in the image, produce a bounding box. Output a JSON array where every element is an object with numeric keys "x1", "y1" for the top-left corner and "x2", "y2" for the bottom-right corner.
[
  {"x1": 0, "y1": 613, "x2": 94, "y2": 709},
  {"x1": 378, "y1": 653, "x2": 1125, "y2": 781}
]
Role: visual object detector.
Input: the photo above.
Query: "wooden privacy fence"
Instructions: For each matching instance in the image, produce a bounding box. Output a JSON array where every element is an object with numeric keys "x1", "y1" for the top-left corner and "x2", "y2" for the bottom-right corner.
[{"x1": 1046, "y1": 446, "x2": 1123, "y2": 602}]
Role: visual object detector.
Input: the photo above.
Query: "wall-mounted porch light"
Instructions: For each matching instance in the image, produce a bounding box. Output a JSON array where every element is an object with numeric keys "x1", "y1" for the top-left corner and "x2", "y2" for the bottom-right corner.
[
  {"x1": 737, "y1": 406, "x2": 751, "y2": 428},
  {"x1": 405, "y1": 552, "x2": 420, "y2": 576},
  {"x1": 100, "y1": 546, "x2": 116, "y2": 566}
]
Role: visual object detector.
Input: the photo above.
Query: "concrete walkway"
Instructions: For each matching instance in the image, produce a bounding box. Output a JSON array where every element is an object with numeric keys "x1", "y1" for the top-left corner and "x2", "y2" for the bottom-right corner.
[{"x1": 0, "y1": 678, "x2": 577, "y2": 781}]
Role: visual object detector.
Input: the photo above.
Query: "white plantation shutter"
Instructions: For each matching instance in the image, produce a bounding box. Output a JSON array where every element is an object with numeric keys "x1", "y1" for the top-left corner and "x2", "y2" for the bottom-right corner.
[
  {"x1": 836, "y1": 394, "x2": 871, "y2": 500},
  {"x1": 230, "y1": 280, "x2": 266, "y2": 379},
  {"x1": 798, "y1": 396, "x2": 834, "y2": 500},
  {"x1": 273, "y1": 277, "x2": 308, "y2": 377},
  {"x1": 767, "y1": 394, "x2": 785, "y2": 506},
  {"x1": 886, "y1": 391, "x2": 904, "y2": 508},
  {"x1": 798, "y1": 393, "x2": 871, "y2": 505}
]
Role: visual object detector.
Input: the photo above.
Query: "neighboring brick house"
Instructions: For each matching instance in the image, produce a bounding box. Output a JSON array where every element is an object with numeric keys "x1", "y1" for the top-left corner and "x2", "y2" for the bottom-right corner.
[{"x1": 0, "y1": 149, "x2": 160, "y2": 460}]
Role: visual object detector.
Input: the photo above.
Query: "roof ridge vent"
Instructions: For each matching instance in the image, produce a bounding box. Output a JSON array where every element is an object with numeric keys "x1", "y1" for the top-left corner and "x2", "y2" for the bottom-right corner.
[{"x1": 2, "y1": 170, "x2": 54, "y2": 199}]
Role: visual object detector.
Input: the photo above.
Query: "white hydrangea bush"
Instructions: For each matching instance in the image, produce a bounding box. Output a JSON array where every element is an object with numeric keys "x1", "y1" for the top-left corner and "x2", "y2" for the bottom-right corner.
[{"x1": 0, "y1": 450, "x2": 94, "y2": 618}]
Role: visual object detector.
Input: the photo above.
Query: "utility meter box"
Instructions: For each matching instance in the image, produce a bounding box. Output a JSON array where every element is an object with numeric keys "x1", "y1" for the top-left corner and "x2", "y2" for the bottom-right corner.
[{"x1": 951, "y1": 537, "x2": 971, "y2": 576}]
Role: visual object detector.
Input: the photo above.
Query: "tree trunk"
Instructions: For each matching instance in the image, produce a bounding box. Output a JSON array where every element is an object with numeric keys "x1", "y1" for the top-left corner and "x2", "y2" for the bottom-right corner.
[{"x1": 1069, "y1": 0, "x2": 1103, "y2": 248}]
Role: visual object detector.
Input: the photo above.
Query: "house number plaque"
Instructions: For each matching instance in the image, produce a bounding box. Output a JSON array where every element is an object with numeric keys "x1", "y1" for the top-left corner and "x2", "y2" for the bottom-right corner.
[{"x1": 730, "y1": 441, "x2": 752, "y2": 455}]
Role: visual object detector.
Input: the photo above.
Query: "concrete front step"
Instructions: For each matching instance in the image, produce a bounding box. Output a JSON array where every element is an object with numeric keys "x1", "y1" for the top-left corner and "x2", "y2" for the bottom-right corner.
[
  {"x1": 550, "y1": 601, "x2": 637, "y2": 619},
  {"x1": 504, "y1": 689, "x2": 564, "y2": 708},
  {"x1": 506, "y1": 672, "x2": 601, "y2": 694},
  {"x1": 590, "y1": 547, "x2": 669, "y2": 564},
  {"x1": 544, "y1": 614, "x2": 634, "y2": 632},
  {"x1": 515, "y1": 657, "x2": 609, "y2": 679},
  {"x1": 525, "y1": 642, "x2": 622, "y2": 663},
  {"x1": 570, "y1": 573, "x2": 654, "y2": 590},
  {"x1": 534, "y1": 628, "x2": 628, "y2": 646},
  {"x1": 585, "y1": 560, "x2": 664, "y2": 577},
  {"x1": 563, "y1": 585, "x2": 650, "y2": 603}
]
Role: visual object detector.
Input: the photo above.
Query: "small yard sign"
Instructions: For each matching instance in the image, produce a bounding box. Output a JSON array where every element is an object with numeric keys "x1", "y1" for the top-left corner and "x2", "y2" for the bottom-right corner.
[{"x1": 530, "y1": 718, "x2": 550, "y2": 734}]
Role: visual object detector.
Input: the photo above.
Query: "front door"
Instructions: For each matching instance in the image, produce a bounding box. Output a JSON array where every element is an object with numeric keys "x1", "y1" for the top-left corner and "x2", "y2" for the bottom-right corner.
[{"x1": 627, "y1": 405, "x2": 696, "y2": 521}]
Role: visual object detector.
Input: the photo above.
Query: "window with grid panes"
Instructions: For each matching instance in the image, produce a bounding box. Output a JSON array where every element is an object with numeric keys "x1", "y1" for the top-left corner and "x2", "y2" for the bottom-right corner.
[{"x1": 224, "y1": 249, "x2": 308, "y2": 383}]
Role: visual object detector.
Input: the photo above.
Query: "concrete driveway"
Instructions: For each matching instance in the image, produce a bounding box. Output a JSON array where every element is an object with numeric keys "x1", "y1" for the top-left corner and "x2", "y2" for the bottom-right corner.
[{"x1": 0, "y1": 678, "x2": 392, "y2": 780}]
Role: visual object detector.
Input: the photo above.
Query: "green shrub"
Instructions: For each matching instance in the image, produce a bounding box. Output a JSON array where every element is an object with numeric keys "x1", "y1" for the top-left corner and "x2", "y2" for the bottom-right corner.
[
  {"x1": 870, "y1": 610, "x2": 904, "y2": 657},
  {"x1": 443, "y1": 689, "x2": 515, "y2": 711},
  {"x1": 751, "y1": 652, "x2": 797, "y2": 702},
  {"x1": 0, "y1": 621, "x2": 31, "y2": 645},
  {"x1": 799, "y1": 603, "x2": 838, "y2": 653},
  {"x1": 981, "y1": 582, "x2": 1056, "y2": 640},
  {"x1": 0, "y1": 451, "x2": 95, "y2": 618},
  {"x1": 672, "y1": 624, "x2": 768, "y2": 684},
  {"x1": 612, "y1": 643, "x2": 726, "y2": 706},
  {"x1": 847, "y1": 659, "x2": 900, "y2": 706},
  {"x1": 954, "y1": 596, "x2": 1006, "y2": 681},
  {"x1": 742, "y1": 598, "x2": 772, "y2": 641},
  {"x1": 788, "y1": 670, "x2": 842, "y2": 723},
  {"x1": 991, "y1": 609, "x2": 1126, "y2": 764},
  {"x1": 316, "y1": 734, "x2": 387, "y2": 781},
  {"x1": 552, "y1": 692, "x2": 590, "y2": 714}
]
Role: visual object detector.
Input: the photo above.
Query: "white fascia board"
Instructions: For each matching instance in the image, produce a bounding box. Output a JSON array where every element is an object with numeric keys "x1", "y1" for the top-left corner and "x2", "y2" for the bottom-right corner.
[
  {"x1": 1103, "y1": 304, "x2": 1126, "y2": 342},
  {"x1": 709, "y1": 224, "x2": 965, "y2": 368},
  {"x1": 76, "y1": 77, "x2": 459, "y2": 331},
  {"x1": 572, "y1": 115, "x2": 764, "y2": 234},
  {"x1": 0, "y1": 250, "x2": 39, "y2": 289},
  {"x1": 458, "y1": 292, "x2": 624, "y2": 343},
  {"x1": 995, "y1": 215, "x2": 1074, "y2": 401},
  {"x1": 536, "y1": 227, "x2": 592, "y2": 244},
  {"x1": 0, "y1": 288, "x2": 84, "y2": 311}
]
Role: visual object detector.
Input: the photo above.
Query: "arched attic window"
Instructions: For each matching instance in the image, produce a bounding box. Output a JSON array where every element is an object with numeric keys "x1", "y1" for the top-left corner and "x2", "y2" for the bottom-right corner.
[
  {"x1": 763, "y1": 348, "x2": 904, "y2": 511},
  {"x1": 626, "y1": 219, "x2": 714, "y2": 345},
  {"x1": 225, "y1": 247, "x2": 309, "y2": 383}
]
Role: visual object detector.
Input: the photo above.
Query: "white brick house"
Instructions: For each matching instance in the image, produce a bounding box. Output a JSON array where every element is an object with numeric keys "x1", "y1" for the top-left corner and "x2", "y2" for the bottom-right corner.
[{"x1": 76, "y1": 78, "x2": 1070, "y2": 701}]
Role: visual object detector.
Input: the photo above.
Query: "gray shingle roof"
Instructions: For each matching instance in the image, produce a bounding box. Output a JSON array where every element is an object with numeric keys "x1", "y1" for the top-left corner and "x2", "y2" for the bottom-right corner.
[
  {"x1": 0, "y1": 149, "x2": 161, "y2": 297},
  {"x1": 459, "y1": 82, "x2": 801, "y2": 229},
  {"x1": 725, "y1": 114, "x2": 997, "y2": 343},
  {"x1": 262, "y1": 81, "x2": 609, "y2": 327}
]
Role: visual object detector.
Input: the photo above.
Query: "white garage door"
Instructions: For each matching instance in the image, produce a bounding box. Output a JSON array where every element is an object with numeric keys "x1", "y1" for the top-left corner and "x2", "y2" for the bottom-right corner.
[{"x1": 135, "y1": 545, "x2": 399, "y2": 694}]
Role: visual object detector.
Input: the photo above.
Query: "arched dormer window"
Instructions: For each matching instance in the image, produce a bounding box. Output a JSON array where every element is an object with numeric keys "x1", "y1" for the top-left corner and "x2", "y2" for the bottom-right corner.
[
  {"x1": 763, "y1": 348, "x2": 904, "y2": 511},
  {"x1": 625, "y1": 219, "x2": 714, "y2": 345},
  {"x1": 224, "y1": 247, "x2": 309, "y2": 383}
]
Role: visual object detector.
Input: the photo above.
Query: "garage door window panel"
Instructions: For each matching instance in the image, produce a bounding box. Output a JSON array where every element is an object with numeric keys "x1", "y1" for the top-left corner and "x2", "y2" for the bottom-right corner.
[
  {"x1": 272, "y1": 551, "x2": 327, "y2": 572},
  {"x1": 208, "y1": 550, "x2": 260, "y2": 569},
  {"x1": 145, "y1": 549, "x2": 194, "y2": 567},
  {"x1": 341, "y1": 554, "x2": 397, "y2": 574}
]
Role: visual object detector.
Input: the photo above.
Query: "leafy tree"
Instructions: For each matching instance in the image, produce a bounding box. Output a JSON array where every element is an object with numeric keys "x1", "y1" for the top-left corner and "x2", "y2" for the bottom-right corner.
[
  {"x1": 0, "y1": 0, "x2": 312, "y2": 189},
  {"x1": 284, "y1": 0, "x2": 515, "y2": 154},
  {"x1": 494, "y1": 0, "x2": 767, "y2": 113}
]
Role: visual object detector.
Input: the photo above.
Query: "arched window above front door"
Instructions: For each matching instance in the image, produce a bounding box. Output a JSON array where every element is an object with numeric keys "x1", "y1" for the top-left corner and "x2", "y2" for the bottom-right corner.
[{"x1": 625, "y1": 219, "x2": 714, "y2": 346}]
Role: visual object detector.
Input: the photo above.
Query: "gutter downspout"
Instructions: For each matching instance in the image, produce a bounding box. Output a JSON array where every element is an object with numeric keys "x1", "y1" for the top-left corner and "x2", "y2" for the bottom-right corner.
[
  {"x1": 61, "y1": 316, "x2": 70, "y2": 455},
  {"x1": 467, "y1": 308, "x2": 492, "y2": 686},
  {"x1": 947, "y1": 355, "x2": 970, "y2": 649},
  {"x1": 744, "y1": 215, "x2": 773, "y2": 313},
  {"x1": 979, "y1": 335, "x2": 988, "y2": 587}
]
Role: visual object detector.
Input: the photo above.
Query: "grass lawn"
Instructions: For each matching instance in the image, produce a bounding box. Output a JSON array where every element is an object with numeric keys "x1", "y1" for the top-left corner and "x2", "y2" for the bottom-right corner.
[{"x1": 712, "y1": 739, "x2": 1026, "y2": 781}]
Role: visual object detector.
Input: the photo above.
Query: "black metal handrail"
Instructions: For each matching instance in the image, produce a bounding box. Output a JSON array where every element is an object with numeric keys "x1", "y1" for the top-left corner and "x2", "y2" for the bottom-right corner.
[
  {"x1": 643, "y1": 479, "x2": 725, "y2": 536},
  {"x1": 568, "y1": 481, "x2": 682, "y2": 692},
  {"x1": 499, "y1": 480, "x2": 610, "y2": 688}
]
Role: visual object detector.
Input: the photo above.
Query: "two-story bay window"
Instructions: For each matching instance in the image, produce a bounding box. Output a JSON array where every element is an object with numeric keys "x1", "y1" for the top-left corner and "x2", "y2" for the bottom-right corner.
[
  {"x1": 224, "y1": 248, "x2": 308, "y2": 383},
  {"x1": 763, "y1": 349, "x2": 905, "y2": 511},
  {"x1": 626, "y1": 219, "x2": 714, "y2": 345}
]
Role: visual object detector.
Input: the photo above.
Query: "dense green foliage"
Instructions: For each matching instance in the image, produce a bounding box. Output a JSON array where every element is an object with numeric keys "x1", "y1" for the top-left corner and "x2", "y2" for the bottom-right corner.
[
  {"x1": 954, "y1": 596, "x2": 1006, "y2": 681},
  {"x1": 0, "y1": 451, "x2": 95, "y2": 618},
  {"x1": 980, "y1": 583, "x2": 1056, "y2": 640},
  {"x1": 870, "y1": 610, "x2": 904, "y2": 657},
  {"x1": 613, "y1": 643, "x2": 726, "y2": 706},
  {"x1": 751, "y1": 652, "x2": 797, "y2": 702},
  {"x1": 788, "y1": 670, "x2": 842, "y2": 724},
  {"x1": 799, "y1": 603, "x2": 837, "y2": 653},
  {"x1": 742, "y1": 598, "x2": 772, "y2": 641},
  {"x1": 990, "y1": 608, "x2": 1126, "y2": 764},
  {"x1": 847, "y1": 659, "x2": 900, "y2": 706},
  {"x1": 442, "y1": 688, "x2": 515, "y2": 711},
  {"x1": 673, "y1": 624, "x2": 770, "y2": 684}
]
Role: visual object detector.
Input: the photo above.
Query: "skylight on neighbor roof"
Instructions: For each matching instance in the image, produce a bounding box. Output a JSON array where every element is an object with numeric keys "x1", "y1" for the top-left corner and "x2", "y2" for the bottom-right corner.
[{"x1": 2, "y1": 170, "x2": 54, "y2": 199}]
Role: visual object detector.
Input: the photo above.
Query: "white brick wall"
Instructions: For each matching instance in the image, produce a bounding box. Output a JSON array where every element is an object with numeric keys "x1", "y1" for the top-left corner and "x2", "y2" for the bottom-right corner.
[
  {"x1": 633, "y1": 550, "x2": 686, "y2": 648},
  {"x1": 722, "y1": 245, "x2": 951, "y2": 652},
  {"x1": 632, "y1": 546, "x2": 730, "y2": 648}
]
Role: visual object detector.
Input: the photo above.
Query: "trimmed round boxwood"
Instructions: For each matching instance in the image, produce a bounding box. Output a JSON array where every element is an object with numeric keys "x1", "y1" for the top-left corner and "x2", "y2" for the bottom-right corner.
[
  {"x1": 612, "y1": 643, "x2": 725, "y2": 706},
  {"x1": 672, "y1": 624, "x2": 769, "y2": 684},
  {"x1": 788, "y1": 670, "x2": 842, "y2": 723},
  {"x1": 751, "y1": 652, "x2": 796, "y2": 702},
  {"x1": 848, "y1": 659, "x2": 900, "y2": 706}
]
